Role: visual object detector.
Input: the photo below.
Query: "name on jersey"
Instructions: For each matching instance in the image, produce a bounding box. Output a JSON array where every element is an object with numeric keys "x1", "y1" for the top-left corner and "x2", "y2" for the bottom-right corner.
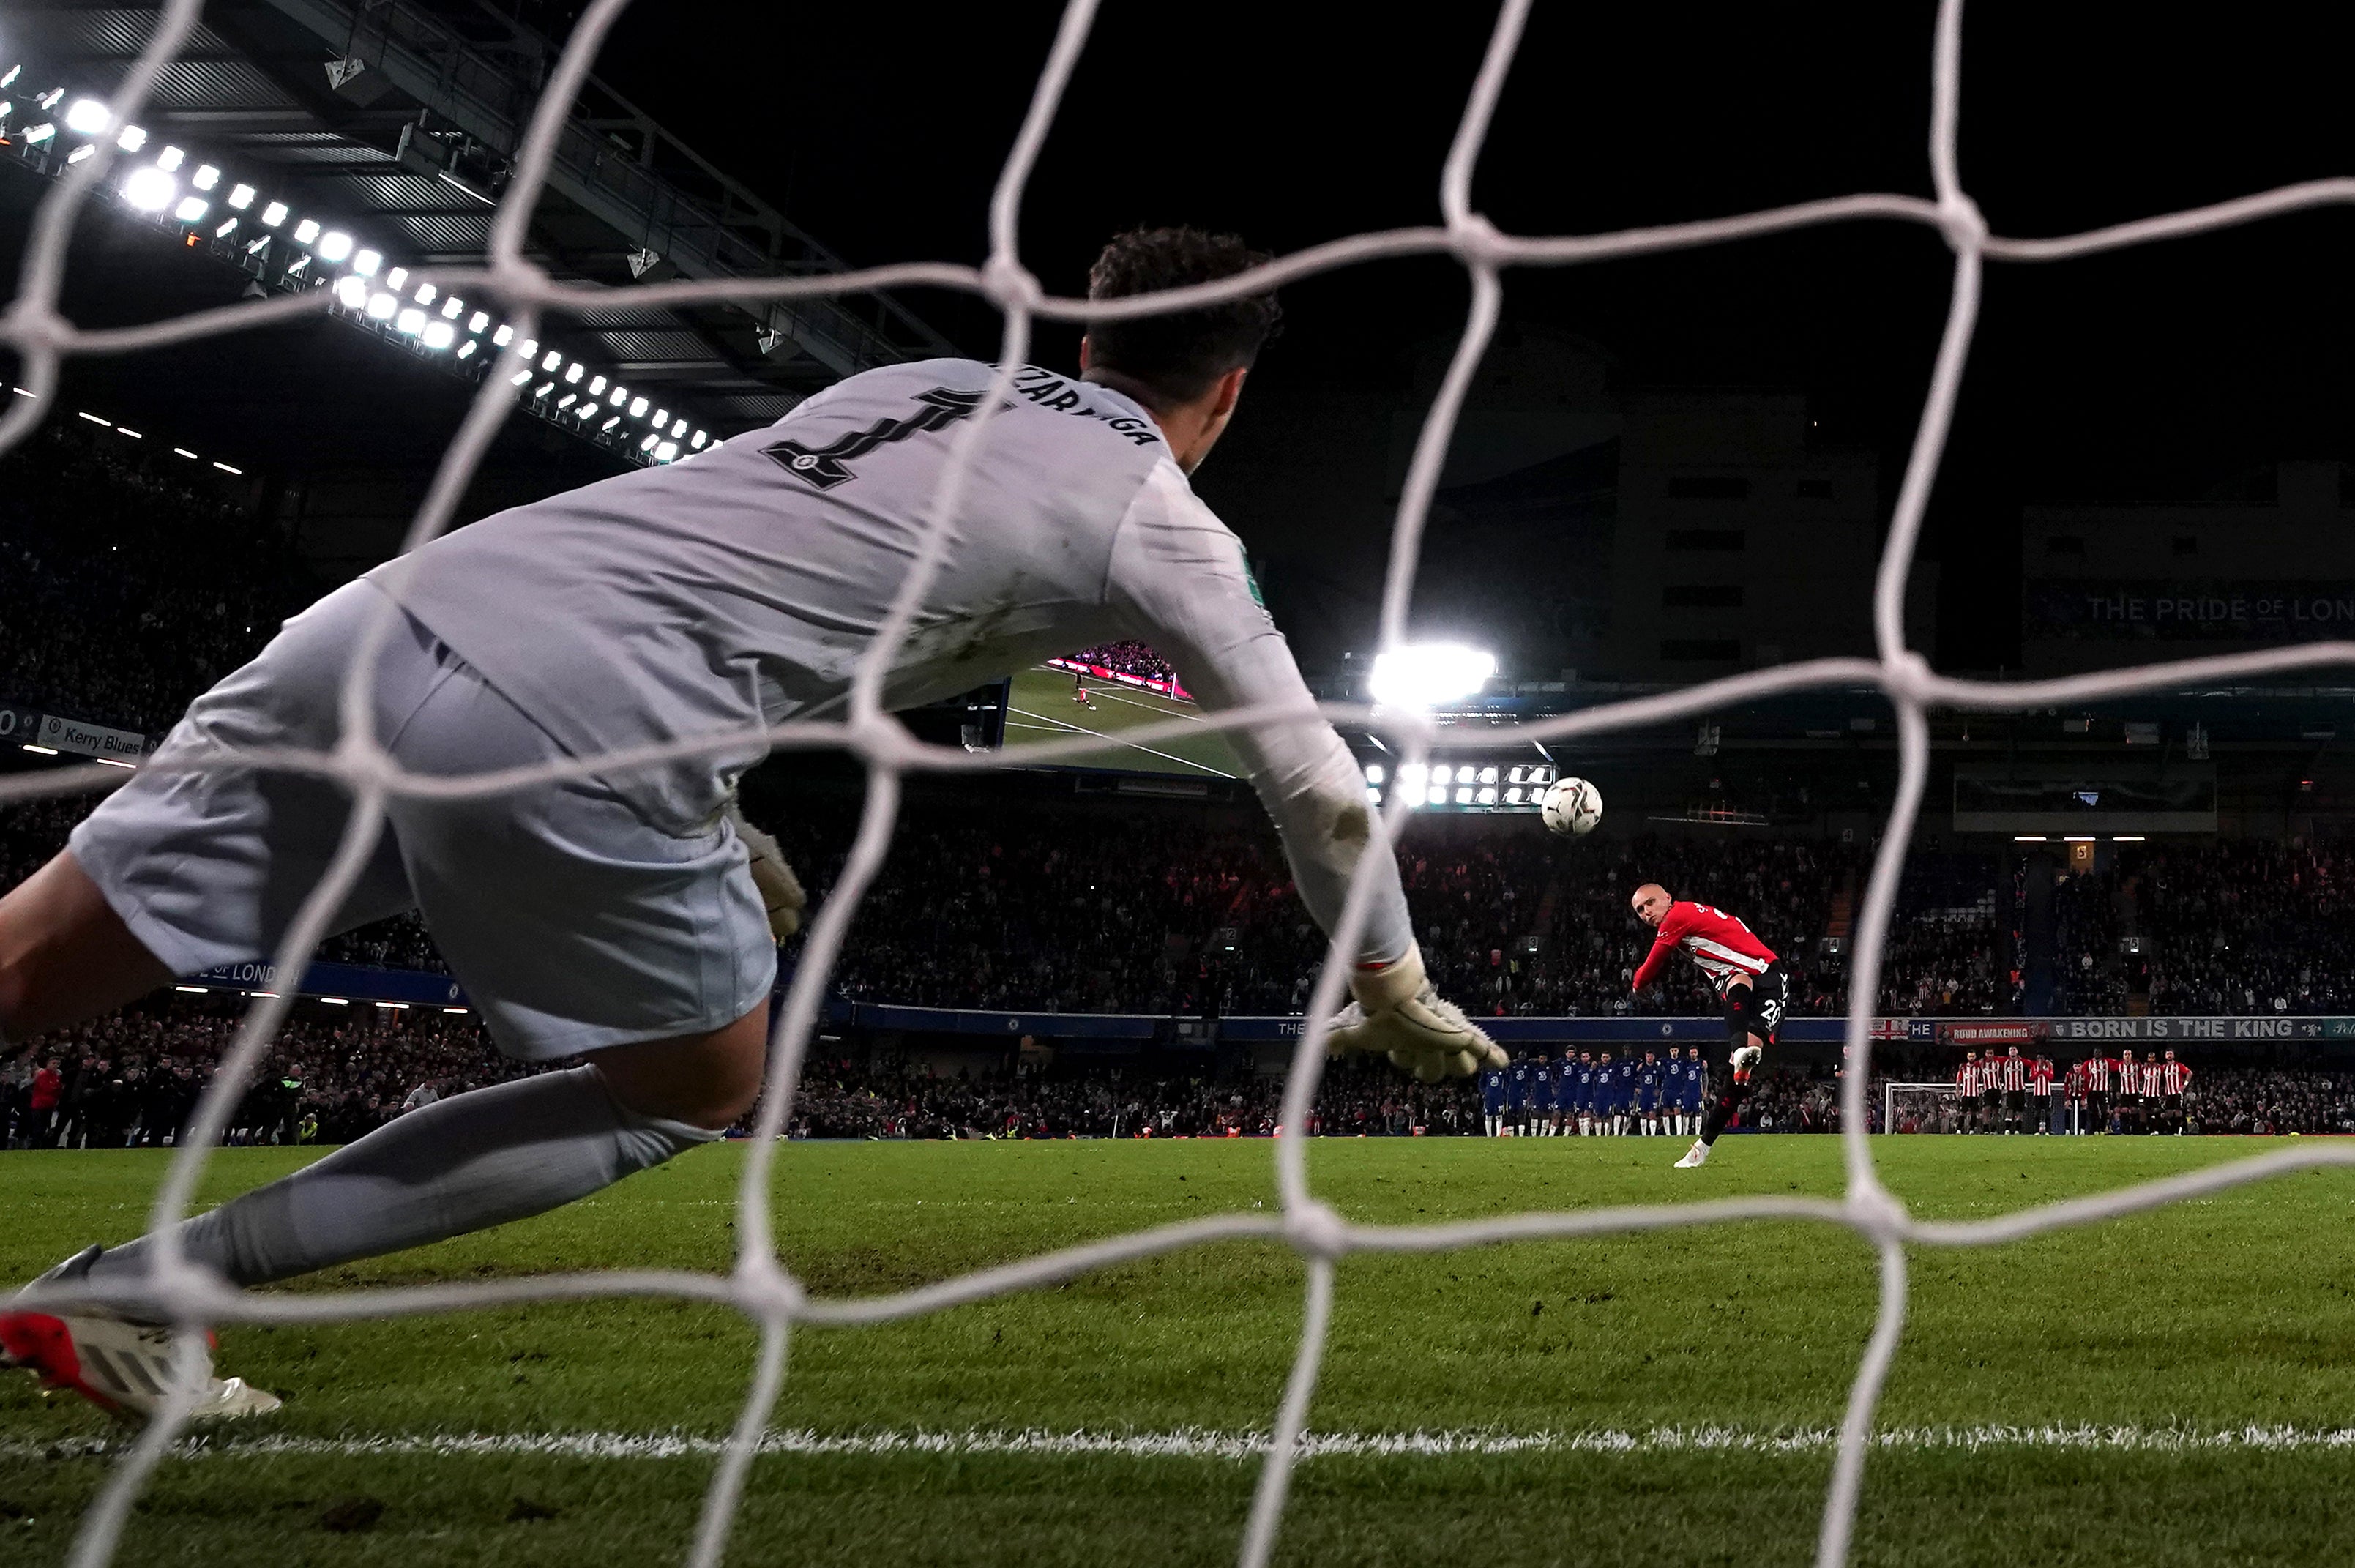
[{"x1": 1012, "y1": 367, "x2": 1162, "y2": 447}]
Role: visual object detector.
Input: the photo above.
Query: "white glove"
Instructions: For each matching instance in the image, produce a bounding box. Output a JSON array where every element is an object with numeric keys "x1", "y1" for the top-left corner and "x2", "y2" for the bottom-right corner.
[
  {"x1": 725, "y1": 804, "x2": 807, "y2": 941},
  {"x1": 1324, "y1": 945, "x2": 1507, "y2": 1083}
]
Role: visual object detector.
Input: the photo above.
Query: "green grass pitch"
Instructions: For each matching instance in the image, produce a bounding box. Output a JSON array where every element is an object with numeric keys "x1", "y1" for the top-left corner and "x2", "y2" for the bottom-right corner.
[
  {"x1": 9, "y1": 1134, "x2": 2355, "y2": 1564},
  {"x1": 1003, "y1": 665, "x2": 1247, "y2": 779}
]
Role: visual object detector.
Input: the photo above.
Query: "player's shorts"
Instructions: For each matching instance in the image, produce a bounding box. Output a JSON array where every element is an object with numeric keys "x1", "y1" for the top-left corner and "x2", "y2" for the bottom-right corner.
[
  {"x1": 1723, "y1": 963, "x2": 1789, "y2": 1045},
  {"x1": 2004, "y1": 1090, "x2": 2025, "y2": 1111},
  {"x1": 68, "y1": 579, "x2": 776, "y2": 1061}
]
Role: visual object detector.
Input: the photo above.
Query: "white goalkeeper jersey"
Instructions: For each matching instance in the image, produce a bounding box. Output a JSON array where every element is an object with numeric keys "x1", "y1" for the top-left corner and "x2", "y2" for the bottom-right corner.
[{"x1": 373, "y1": 357, "x2": 1413, "y2": 964}]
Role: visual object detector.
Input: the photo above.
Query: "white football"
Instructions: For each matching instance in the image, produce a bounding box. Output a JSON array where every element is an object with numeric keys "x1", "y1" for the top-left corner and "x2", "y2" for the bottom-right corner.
[{"x1": 1540, "y1": 776, "x2": 1602, "y2": 837}]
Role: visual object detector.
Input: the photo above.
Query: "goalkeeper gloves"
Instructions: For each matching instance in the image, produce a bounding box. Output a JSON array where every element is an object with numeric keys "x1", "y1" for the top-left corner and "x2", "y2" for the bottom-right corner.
[
  {"x1": 1324, "y1": 944, "x2": 1507, "y2": 1083},
  {"x1": 724, "y1": 804, "x2": 807, "y2": 941}
]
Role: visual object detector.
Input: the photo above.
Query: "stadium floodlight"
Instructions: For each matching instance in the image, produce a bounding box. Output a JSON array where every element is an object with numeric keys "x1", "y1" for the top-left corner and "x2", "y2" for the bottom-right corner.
[
  {"x1": 172, "y1": 195, "x2": 206, "y2": 223},
  {"x1": 467, "y1": 310, "x2": 489, "y2": 333},
  {"x1": 243, "y1": 235, "x2": 268, "y2": 255},
  {"x1": 2114, "y1": 835, "x2": 2146, "y2": 843},
  {"x1": 333, "y1": 275, "x2": 367, "y2": 308},
  {"x1": 455, "y1": 340, "x2": 477, "y2": 359},
  {"x1": 1503, "y1": 786, "x2": 1525, "y2": 804},
  {"x1": 1479, "y1": 766, "x2": 1498, "y2": 785},
  {"x1": 171, "y1": 447, "x2": 196, "y2": 459},
  {"x1": 1455, "y1": 787, "x2": 1474, "y2": 804},
  {"x1": 601, "y1": 415, "x2": 620, "y2": 432},
  {"x1": 155, "y1": 145, "x2": 183, "y2": 171},
  {"x1": 211, "y1": 461, "x2": 241, "y2": 474},
  {"x1": 385, "y1": 266, "x2": 408, "y2": 291},
  {"x1": 518, "y1": 339, "x2": 537, "y2": 360},
  {"x1": 77, "y1": 411, "x2": 110, "y2": 426},
  {"x1": 608, "y1": 384, "x2": 625, "y2": 405},
  {"x1": 394, "y1": 307, "x2": 425, "y2": 335},
  {"x1": 1427, "y1": 785, "x2": 1449, "y2": 806},
  {"x1": 656, "y1": 441, "x2": 679, "y2": 463},
  {"x1": 639, "y1": 433, "x2": 659, "y2": 452},
  {"x1": 64, "y1": 97, "x2": 109, "y2": 135},
  {"x1": 0, "y1": 66, "x2": 16, "y2": 88},
  {"x1": 671, "y1": 419, "x2": 688, "y2": 438},
  {"x1": 420, "y1": 321, "x2": 455, "y2": 349},
  {"x1": 115, "y1": 428, "x2": 141, "y2": 438},
  {"x1": 212, "y1": 218, "x2": 236, "y2": 239},
  {"x1": 1367, "y1": 642, "x2": 1498, "y2": 709},
  {"x1": 21, "y1": 743, "x2": 59, "y2": 756},
  {"x1": 23, "y1": 122, "x2": 54, "y2": 146},
  {"x1": 2014, "y1": 835, "x2": 2048, "y2": 843},
  {"x1": 510, "y1": 368, "x2": 534, "y2": 386},
  {"x1": 628, "y1": 397, "x2": 649, "y2": 418},
  {"x1": 364, "y1": 291, "x2": 396, "y2": 319},
  {"x1": 414, "y1": 283, "x2": 437, "y2": 305},
  {"x1": 564, "y1": 362, "x2": 583, "y2": 383},
  {"x1": 1477, "y1": 787, "x2": 1496, "y2": 805},
  {"x1": 342, "y1": 250, "x2": 378, "y2": 279},
  {"x1": 1432, "y1": 764, "x2": 1452, "y2": 785},
  {"x1": 651, "y1": 408, "x2": 669, "y2": 428},
  {"x1": 37, "y1": 87, "x2": 63, "y2": 110},
  {"x1": 439, "y1": 296, "x2": 463, "y2": 318},
  {"x1": 115, "y1": 124, "x2": 146, "y2": 152},
  {"x1": 541, "y1": 350, "x2": 561, "y2": 372},
  {"x1": 556, "y1": 392, "x2": 577, "y2": 409},
  {"x1": 1364, "y1": 764, "x2": 1384, "y2": 785},
  {"x1": 259, "y1": 200, "x2": 287, "y2": 227},
  {"x1": 316, "y1": 230, "x2": 352, "y2": 262},
  {"x1": 491, "y1": 324, "x2": 514, "y2": 346},
  {"x1": 292, "y1": 217, "x2": 321, "y2": 244},
  {"x1": 284, "y1": 253, "x2": 310, "y2": 277},
  {"x1": 690, "y1": 430, "x2": 707, "y2": 449},
  {"x1": 64, "y1": 143, "x2": 95, "y2": 165},
  {"x1": 226, "y1": 182, "x2": 253, "y2": 209},
  {"x1": 531, "y1": 381, "x2": 555, "y2": 398},
  {"x1": 191, "y1": 164, "x2": 218, "y2": 192}
]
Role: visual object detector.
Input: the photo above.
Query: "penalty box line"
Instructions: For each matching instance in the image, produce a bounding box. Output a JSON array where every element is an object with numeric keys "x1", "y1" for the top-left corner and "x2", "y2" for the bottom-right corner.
[{"x1": 17, "y1": 1424, "x2": 2355, "y2": 1463}]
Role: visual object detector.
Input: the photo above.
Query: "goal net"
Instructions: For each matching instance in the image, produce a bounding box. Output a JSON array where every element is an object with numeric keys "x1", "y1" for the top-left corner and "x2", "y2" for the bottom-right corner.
[
  {"x1": 1883, "y1": 1083, "x2": 1961, "y2": 1135},
  {"x1": 11, "y1": 1, "x2": 2355, "y2": 1567}
]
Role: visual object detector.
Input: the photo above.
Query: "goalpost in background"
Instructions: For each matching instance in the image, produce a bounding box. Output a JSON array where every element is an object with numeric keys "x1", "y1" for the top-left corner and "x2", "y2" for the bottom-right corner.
[
  {"x1": 1884, "y1": 1083, "x2": 1961, "y2": 1135},
  {"x1": 18, "y1": 2, "x2": 2355, "y2": 1567}
]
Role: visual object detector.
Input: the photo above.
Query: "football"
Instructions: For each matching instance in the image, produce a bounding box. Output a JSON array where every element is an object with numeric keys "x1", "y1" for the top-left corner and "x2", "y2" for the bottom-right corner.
[{"x1": 1539, "y1": 776, "x2": 1603, "y2": 837}]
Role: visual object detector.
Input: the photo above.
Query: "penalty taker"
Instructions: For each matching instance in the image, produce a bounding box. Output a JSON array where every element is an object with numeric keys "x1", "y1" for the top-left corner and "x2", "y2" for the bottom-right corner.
[
  {"x1": 1627, "y1": 884, "x2": 1788, "y2": 1169},
  {"x1": 0, "y1": 228, "x2": 1504, "y2": 1422}
]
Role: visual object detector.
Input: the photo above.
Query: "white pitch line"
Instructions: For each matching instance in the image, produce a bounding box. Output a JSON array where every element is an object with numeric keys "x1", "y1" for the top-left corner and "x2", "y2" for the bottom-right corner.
[
  {"x1": 15, "y1": 1424, "x2": 2355, "y2": 1464},
  {"x1": 1007, "y1": 705, "x2": 1236, "y2": 779}
]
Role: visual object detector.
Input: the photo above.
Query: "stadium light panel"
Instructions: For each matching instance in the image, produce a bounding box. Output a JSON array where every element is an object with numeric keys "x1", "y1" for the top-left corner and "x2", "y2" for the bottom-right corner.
[
  {"x1": 321, "y1": 997, "x2": 348, "y2": 1006},
  {"x1": 352, "y1": 249, "x2": 380, "y2": 276},
  {"x1": 21, "y1": 744, "x2": 59, "y2": 755},
  {"x1": 628, "y1": 397, "x2": 649, "y2": 418},
  {"x1": 226, "y1": 182, "x2": 253, "y2": 209},
  {"x1": 171, "y1": 447, "x2": 197, "y2": 459},
  {"x1": 1477, "y1": 787, "x2": 1497, "y2": 804},
  {"x1": 2063, "y1": 835, "x2": 2097, "y2": 843},
  {"x1": 64, "y1": 97, "x2": 109, "y2": 135},
  {"x1": 656, "y1": 441, "x2": 679, "y2": 463},
  {"x1": 243, "y1": 235, "x2": 268, "y2": 255},
  {"x1": 439, "y1": 296, "x2": 462, "y2": 318},
  {"x1": 365, "y1": 291, "x2": 396, "y2": 319},
  {"x1": 155, "y1": 145, "x2": 183, "y2": 171},
  {"x1": 1504, "y1": 786, "x2": 1525, "y2": 804},
  {"x1": 292, "y1": 217, "x2": 321, "y2": 244},
  {"x1": 671, "y1": 419, "x2": 688, "y2": 438},
  {"x1": 65, "y1": 144, "x2": 94, "y2": 165},
  {"x1": 414, "y1": 283, "x2": 437, "y2": 305},
  {"x1": 191, "y1": 164, "x2": 219, "y2": 192},
  {"x1": 556, "y1": 392, "x2": 577, "y2": 409},
  {"x1": 114, "y1": 427, "x2": 140, "y2": 438},
  {"x1": 173, "y1": 985, "x2": 209, "y2": 995},
  {"x1": 212, "y1": 217, "x2": 236, "y2": 239},
  {"x1": 259, "y1": 200, "x2": 287, "y2": 227},
  {"x1": 640, "y1": 433, "x2": 659, "y2": 452},
  {"x1": 467, "y1": 311, "x2": 490, "y2": 333},
  {"x1": 1367, "y1": 642, "x2": 1497, "y2": 709},
  {"x1": 23, "y1": 122, "x2": 53, "y2": 145},
  {"x1": 2014, "y1": 835, "x2": 2048, "y2": 843},
  {"x1": 531, "y1": 381, "x2": 556, "y2": 398},
  {"x1": 1364, "y1": 764, "x2": 1384, "y2": 785},
  {"x1": 601, "y1": 415, "x2": 621, "y2": 431},
  {"x1": 1433, "y1": 765, "x2": 1452, "y2": 786},
  {"x1": 212, "y1": 461, "x2": 241, "y2": 474},
  {"x1": 510, "y1": 368, "x2": 534, "y2": 386},
  {"x1": 518, "y1": 339, "x2": 537, "y2": 360},
  {"x1": 563, "y1": 362, "x2": 583, "y2": 383},
  {"x1": 284, "y1": 253, "x2": 309, "y2": 276},
  {"x1": 393, "y1": 307, "x2": 425, "y2": 335},
  {"x1": 1427, "y1": 785, "x2": 1449, "y2": 807},
  {"x1": 77, "y1": 411, "x2": 109, "y2": 426},
  {"x1": 316, "y1": 230, "x2": 353, "y2": 262},
  {"x1": 491, "y1": 324, "x2": 514, "y2": 346},
  {"x1": 455, "y1": 340, "x2": 477, "y2": 359},
  {"x1": 588, "y1": 376, "x2": 608, "y2": 395},
  {"x1": 608, "y1": 385, "x2": 625, "y2": 405},
  {"x1": 420, "y1": 321, "x2": 455, "y2": 349},
  {"x1": 0, "y1": 66, "x2": 16, "y2": 88},
  {"x1": 690, "y1": 430, "x2": 707, "y2": 449},
  {"x1": 652, "y1": 408, "x2": 669, "y2": 428},
  {"x1": 541, "y1": 350, "x2": 561, "y2": 372},
  {"x1": 37, "y1": 87, "x2": 63, "y2": 110},
  {"x1": 385, "y1": 266, "x2": 408, "y2": 291},
  {"x1": 115, "y1": 124, "x2": 146, "y2": 152},
  {"x1": 333, "y1": 276, "x2": 367, "y2": 308},
  {"x1": 2114, "y1": 835, "x2": 2146, "y2": 843},
  {"x1": 1455, "y1": 787, "x2": 1474, "y2": 804}
]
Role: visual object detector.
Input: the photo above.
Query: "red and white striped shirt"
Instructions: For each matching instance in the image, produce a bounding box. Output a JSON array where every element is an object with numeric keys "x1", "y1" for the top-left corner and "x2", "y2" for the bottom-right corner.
[
  {"x1": 1957, "y1": 1058, "x2": 1981, "y2": 1094},
  {"x1": 2031, "y1": 1059, "x2": 2054, "y2": 1097},
  {"x1": 1632, "y1": 902, "x2": 1777, "y2": 996},
  {"x1": 2140, "y1": 1061, "x2": 2164, "y2": 1097},
  {"x1": 2083, "y1": 1056, "x2": 2113, "y2": 1093},
  {"x1": 1999, "y1": 1054, "x2": 2028, "y2": 1093},
  {"x1": 2161, "y1": 1060, "x2": 2193, "y2": 1095}
]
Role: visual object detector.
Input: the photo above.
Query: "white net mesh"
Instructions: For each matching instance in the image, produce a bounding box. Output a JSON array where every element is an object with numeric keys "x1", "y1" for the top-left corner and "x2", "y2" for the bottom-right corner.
[{"x1": 12, "y1": 1, "x2": 2355, "y2": 1564}]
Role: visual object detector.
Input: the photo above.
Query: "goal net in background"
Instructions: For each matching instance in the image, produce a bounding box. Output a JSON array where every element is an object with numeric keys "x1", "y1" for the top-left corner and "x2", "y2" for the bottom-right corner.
[
  {"x1": 1884, "y1": 1083, "x2": 1960, "y2": 1135},
  {"x1": 12, "y1": 1, "x2": 2355, "y2": 1567}
]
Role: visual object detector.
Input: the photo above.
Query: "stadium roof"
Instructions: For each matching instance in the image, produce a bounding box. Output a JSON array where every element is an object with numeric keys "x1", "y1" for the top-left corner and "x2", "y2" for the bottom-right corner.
[{"x1": 3, "y1": 0, "x2": 957, "y2": 460}]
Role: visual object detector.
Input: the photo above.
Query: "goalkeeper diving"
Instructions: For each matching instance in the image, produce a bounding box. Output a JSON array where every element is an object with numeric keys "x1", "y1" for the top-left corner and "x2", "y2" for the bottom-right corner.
[{"x1": 0, "y1": 227, "x2": 1502, "y2": 1422}]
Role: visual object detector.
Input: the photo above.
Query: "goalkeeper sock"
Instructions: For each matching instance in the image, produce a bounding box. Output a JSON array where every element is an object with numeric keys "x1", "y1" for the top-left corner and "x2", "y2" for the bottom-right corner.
[{"x1": 86, "y1": 1067, "x2": 719, "y2": 1291}]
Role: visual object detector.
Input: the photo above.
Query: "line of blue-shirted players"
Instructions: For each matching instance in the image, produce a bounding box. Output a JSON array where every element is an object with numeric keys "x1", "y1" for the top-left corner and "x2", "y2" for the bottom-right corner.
[{"x1": 1476, "y1": 1048, "x2": 1709, "y2": 1138}]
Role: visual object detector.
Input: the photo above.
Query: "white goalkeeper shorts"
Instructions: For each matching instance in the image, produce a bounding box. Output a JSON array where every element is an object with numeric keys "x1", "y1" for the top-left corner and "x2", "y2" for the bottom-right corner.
[{"x1": 70, "y1": 579, "x2": 776, "y2": 1061}]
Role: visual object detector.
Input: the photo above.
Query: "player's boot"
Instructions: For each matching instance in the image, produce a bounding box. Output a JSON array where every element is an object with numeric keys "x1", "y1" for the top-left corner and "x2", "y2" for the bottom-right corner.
[
  {"x1": 0, "y1": 1247, "x2": 282, "y2": 1422},
  {"x1": 1673, "y1": 1140, "x2": 1712, "y2": 1169},
  {"x1": 1730, "y1": 1045, "x2": 1764, "y2": 1077}
]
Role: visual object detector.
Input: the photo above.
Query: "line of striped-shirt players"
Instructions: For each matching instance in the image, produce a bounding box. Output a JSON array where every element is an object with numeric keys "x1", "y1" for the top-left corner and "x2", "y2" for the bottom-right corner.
[
  {"x1": 1953, "y1": 1045, "x2": 2195, "y2": 1134},
  {"x1": 1477, "y1": 1048, "x2": 1709, "y2": 1138}
]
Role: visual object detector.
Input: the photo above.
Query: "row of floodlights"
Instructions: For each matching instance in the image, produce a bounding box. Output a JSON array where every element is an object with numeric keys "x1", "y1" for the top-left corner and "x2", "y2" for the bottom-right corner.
[
  {"x1": 6, "y1": 384, "x2": 245, "y2": 477},
  {"x1": 173, "y1": 983, "x2": 469, "y2": 1014},
  {"x1": 1365, "y1": 761, "x2": 1555, "y2": 809},
  {"x1": 1, "y1": 78, "x2": 711, "y2": 464},
  {"x1": 2015, "y1": 835, "x2": 2147, "y2": 843}
]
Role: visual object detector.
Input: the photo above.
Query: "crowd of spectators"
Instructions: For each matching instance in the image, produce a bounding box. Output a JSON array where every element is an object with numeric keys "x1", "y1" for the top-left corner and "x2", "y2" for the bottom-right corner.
[
  {"x1": 2130, "y1": 841, "x2": 2355, "y2": 1015},
  {"x1": 1061, "y1": 641, "x2": 1179, "y2": 685},
  {"x1": 0, "y1": 421, "x2": 315, "y2": 739}
]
